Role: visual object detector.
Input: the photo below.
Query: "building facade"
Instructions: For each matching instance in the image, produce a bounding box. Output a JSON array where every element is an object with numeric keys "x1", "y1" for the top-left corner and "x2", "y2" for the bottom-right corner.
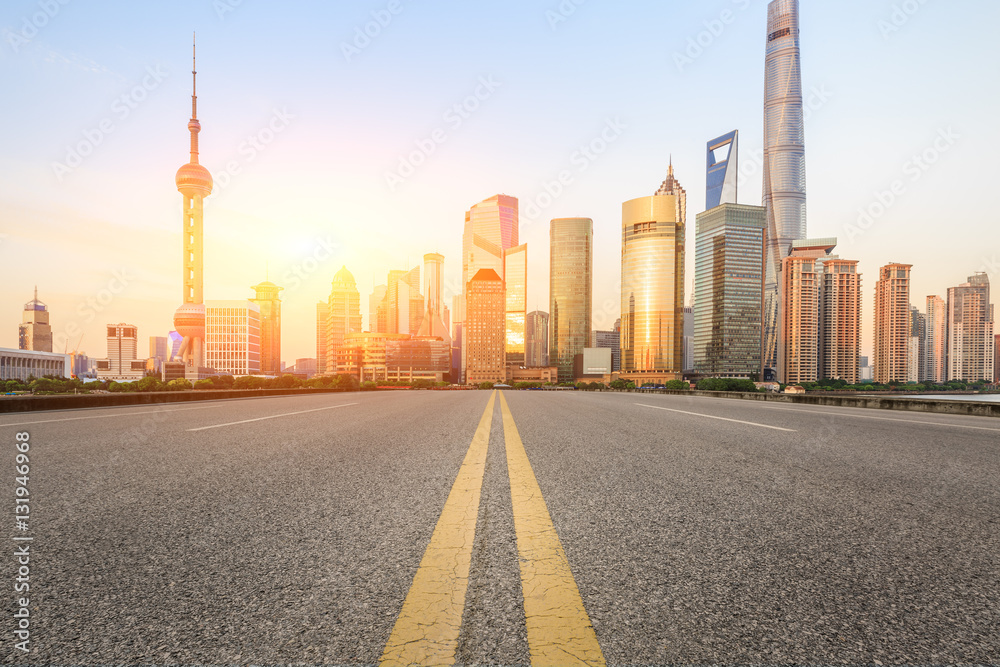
[
  {"x1": 325, "y1": 266, "x2": 363, "y2": 375},
  {"x1": 873, "y1": 263, "x2": 912, "y2": 384},
  {"x1": 762, "y1": 0, "x2": 808, "y2": 379},
  {"x1": 550, "y1": 218, "x2": 593, "y2": 383},
  {"x1": 316, "y1": 302, "x2": 330, "y2": 375},
  {"x1": 947, "y1": 273, "x2": 994, "y2": 382},
  {"x1": 908, "y1": 306, "x2": 927, "y2": 384},
  {"x1": 97, "y1": 323, "x2": 146, "y2": 381},
  {"x1": 417, "y1": 253, "x2": 450, "y2": 342},
  {"x1": 620, "y1": 166, "x2": 686, "y2": 384},
  {"x1": 693, "y1": 203, "x2": 766, "y2": 378},
  {"x1": 590, "y1": 329, "x2": 621, "y2": 373},
  {"x1": 526, "y1": 311, "x2": 550, "y2": 368},
  {"x1": 925, "y1": 295, "x2": 947, "y2": 384},
  {"x1": 250, "y1": 280, "x2": 283, "y2": 376},
  {"x1": 818, "y1": 259, "x2": 861, "y2": 384},
  {"x1": 465, "y1": 269, "x2": 506, "y2": 385},
  {"x1": 504, "y1": 244, "x2": 528, "y2": 367},
  {"x1": 204, "y1": 301, "x2": 261, "y2": 377},
  {"x1": 18, "y1": 288, "x2": 53, "y2": 353},
  {"x1": 777, "y1": 241, "x2": 835, "y2": 385},
  {"x1": 0, "y1": 348, "x2": 70, "y2": 381}
]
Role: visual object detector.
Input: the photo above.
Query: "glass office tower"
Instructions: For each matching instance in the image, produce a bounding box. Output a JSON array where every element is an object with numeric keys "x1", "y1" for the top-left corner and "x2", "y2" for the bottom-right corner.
[
  {"x1": 693, "y1": 204, "x2": 766, "y2": 378},
  {"x1": 504, "y1": 244, "x2": 528, "y2": 366},
  {"x1": 620, "y1": 167, "x2": 686, "y2": 382},
  {"x1": 549, "y1": 218, "x2": 593, "y2": 383},
  {"x1": 762, "y1": 0, "x2": 807, "y2": 379}
]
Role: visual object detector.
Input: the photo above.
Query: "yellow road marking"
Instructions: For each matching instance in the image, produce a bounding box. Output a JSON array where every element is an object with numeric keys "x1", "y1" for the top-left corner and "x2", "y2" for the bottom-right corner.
[
  {"x1": 380, "y1": 391, "x2": 496, "y2": 666},
  {"x1": 500, "y1": 392, "x2": 606, "y2": 666}
]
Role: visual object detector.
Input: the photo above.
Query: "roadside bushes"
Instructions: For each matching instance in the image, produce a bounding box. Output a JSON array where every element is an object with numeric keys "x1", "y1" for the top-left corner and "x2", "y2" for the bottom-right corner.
[{"x1": 696, "y1": 378, "x2": 759, "y2": 393}]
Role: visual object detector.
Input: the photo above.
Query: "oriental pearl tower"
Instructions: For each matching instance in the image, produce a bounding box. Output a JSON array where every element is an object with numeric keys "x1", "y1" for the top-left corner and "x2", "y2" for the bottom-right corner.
[{"x1": 173, "y1": 36, "x2": 213, "y2": 379}]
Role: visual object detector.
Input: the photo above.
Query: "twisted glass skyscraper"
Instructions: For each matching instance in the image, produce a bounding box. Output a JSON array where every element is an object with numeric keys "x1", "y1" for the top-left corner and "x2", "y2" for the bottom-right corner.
[{"x1": 762, "y1": 0, "x2": 807, "y2": 379}]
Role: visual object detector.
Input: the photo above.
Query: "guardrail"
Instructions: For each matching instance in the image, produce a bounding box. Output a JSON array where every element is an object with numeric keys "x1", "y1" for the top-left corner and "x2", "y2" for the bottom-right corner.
[
  {"x1": 0, "y1": 388, "x2": 358, "y2": 414},
  {"x1": 626, "y1": 388, "x2": 1000, "y2": 418}
]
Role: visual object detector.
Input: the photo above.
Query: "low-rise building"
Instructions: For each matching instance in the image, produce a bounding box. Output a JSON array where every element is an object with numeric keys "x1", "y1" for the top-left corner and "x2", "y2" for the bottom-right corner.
[{"x1": 0, "y1": 348, "x2": 70, "y2": 382}]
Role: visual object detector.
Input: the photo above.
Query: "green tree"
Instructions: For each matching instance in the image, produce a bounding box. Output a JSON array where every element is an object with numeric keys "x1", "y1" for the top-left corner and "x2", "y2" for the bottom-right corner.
[
  {"x1": 193, "y1": 379, "x2": 214, "y2": 390},
  {"x1": 361, "y1": 381, "x2": 378, "y2": 391},
  {"x1": 478, "y1": 382, "x2": 495, "y2": 390}
]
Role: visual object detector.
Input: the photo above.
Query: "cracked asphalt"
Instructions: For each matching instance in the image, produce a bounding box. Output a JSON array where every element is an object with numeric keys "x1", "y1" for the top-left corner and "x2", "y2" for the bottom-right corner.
[{"x1": 2, "y1": 390, "x2": 998, "y2": 664}]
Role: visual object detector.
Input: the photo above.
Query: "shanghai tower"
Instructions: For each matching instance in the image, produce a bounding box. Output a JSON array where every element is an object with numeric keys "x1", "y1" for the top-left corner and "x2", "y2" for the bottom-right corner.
[{"x1": 761, "y1": 0, "x2": 806, "y2": 379}]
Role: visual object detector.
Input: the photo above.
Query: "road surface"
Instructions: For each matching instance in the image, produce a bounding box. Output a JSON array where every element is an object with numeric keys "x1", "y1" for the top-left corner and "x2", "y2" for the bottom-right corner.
[{"x1": 2, "y1": 390, "x2": 998, "y2": 664}]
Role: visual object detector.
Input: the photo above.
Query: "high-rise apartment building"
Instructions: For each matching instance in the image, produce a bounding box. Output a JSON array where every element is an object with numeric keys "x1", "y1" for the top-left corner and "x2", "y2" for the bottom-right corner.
[
  {"x1": 251, "y1": 280, "x2": 283, "y2": 376},
  {"x1": 620, "y1": 165, "x2": 686, "y2": 383},
  {"x1": 504, "y1": 244, "x2": 528, "y2": 366},
  {"x1": 762, "y1": 0, "x2": 807, "y2": 379},
  {"x1": 818, "y1": 259, "x2": 861, "y2": 384},
  {"x1": 325, "y1": 266, "x2": 363, "y2": 376},
  {"x1": 97, "y1": 324, "x2": 146, "y2": 381},
  {"x1": 908, "y1": 306, "x2": 927, "y2": 384},
  {"x1": 693, "y1": 203, "x2": 766, "y2": 378},
  {"x1": 873, "y1": 263, "x2": 912, "y2": 384},
  {"x1": 777, "y1": 240, "x2": 836, "y2": 385},
  {"x1": 205, "y1": 301, "x2": 261, "y2": 377},
  {"x1": 947, "y1": 273, "x2": 994, "y2": 382},
  {"x1": 18, "y1": 288, "x2": 53, "y2": 353},
  {"x1": 316, "y1": 302, "x2": 330, "y2": 375},
  {"x1": 995, "y1": 334, "x2": 1000, "y2": 383},
  {"x1": 526, "y1": 311, "x2": 550, "y2": 368},
  {"x1": 550, "y1": 218, "x2": 593, "y2": 383},
  {"x1": 465, "y1": 269, "x2": 506, "y2": 385},
  {"x1": 925, "y1": 296, "x2": 947, "y2": 384}
]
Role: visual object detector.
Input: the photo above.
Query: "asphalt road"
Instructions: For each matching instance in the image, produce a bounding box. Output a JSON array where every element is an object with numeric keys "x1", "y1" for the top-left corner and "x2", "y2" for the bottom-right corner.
[{"x1": 2, "y1": 390, "x2": 998, "y2": 664}]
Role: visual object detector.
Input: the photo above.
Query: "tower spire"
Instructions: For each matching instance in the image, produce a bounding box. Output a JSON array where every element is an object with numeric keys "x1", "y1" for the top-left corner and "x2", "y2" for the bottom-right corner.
[{"x1": 189, "y1": 32, "x2": 201, "y2": 164}]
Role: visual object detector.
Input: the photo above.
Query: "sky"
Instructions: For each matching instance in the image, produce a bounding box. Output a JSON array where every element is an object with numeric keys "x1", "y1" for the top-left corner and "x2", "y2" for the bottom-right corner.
[{"x1": 1, "y1": 0, "x2": 998, "y2": 365}]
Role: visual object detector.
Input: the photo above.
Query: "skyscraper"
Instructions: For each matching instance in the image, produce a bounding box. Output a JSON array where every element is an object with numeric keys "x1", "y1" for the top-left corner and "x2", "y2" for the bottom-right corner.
[
  {"x1": 462, "y1": 195, "x2": 519, "y2": 289},
  {"x1": 205, "y1": 301, "x2": 261, "y2": 377},
  {"x1": 465, "y1": 269, "x2": 506, "y2": 385},
  {"x1": 526, "y1": 311, "x2": 550, "y2": 368},
  {"x1": 325, "y1": 266, "x2": 363, "y2": 376},
  {"x1": 925, "y1": 296, "x2": 947, "y2": 384},
  {"x1": 461, "y1": 194, "x2": 520, "y2": 379},
  {"x1": 384, "y1": 267, "x2": 424, "y2": 336},
  {"x1": 693, "y1": 203, "x2": 766, "y2": 378},
  {"x1": 369, "y1": 284, "x2": 387, "y2": 333},
  {"x1": 706, "y1": 130, "x2": 739, "y2": 210},
  {"x1": 173, "y1": 38, "x2": 214, "y2": 381},
  {"x1": 762, "y1": 0, "x2": 807, "y2": 380},
  {"x1": 504, "y1": 245, "x2": 528, "y2": 366},
  {"x1": 818, "y1": 258, "x2": 861, "y2": 384},
  {"x1": 908, "y1": 305, "x2": 927, "y2": 384},
  {"x1": 251, "y1": 280, "x2": 283, "y2": 376},
  {"x1": 417, "y1": 253, "x2": 450, "y2": 342},
  {"x1": 874, "y1": 263, "x2": 912, "y2": 384},
  {"x1": 550, "y1": 218, "x2": 593, "y2": 383},
  {"x1": 316, "y1": 302, "x2": 330, "y2": 375},
  {"x1": 947, "y1": 273, "x2": 994, "y2": 382},
  {"x1": 18, "y1": 288, "x2": 53, "y2": 353},
  {"x1": 620, "y1": 166, "x2": 686, "y2": 383},
  {"x1": 777, "y1": 240, "x2": 836, "y2": 385}
]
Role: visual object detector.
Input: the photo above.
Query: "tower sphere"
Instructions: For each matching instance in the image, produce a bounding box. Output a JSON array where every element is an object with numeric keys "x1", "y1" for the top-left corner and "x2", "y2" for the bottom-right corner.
[
  {"x1": 176, "y1": 162, "x2": 213, "y2": 197},
  {"x1": 173, "y1": 303, "x2": 206, "y2": 339}
]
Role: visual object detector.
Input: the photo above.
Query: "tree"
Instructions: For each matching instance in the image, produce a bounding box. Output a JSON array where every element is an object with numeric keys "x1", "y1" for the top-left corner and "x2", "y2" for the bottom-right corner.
[
  {"x1": 478, "y1": 382, "x2": 495, "y2": 390},
  {"x1": 664, "y1": 380, "x2": 689, "y2": 391},
  {"x1": 193, "y1": 379, "x2": 215, "y2": 390},
  {"x1": 136, "y1": 376, "x2": 163, "y2": 393},
  {"x1": 167, "y1": 378, "x2": 193, "y2": 391},
  {"x1": 361, "y1": 381, "x2": 378, "y2": 391}
]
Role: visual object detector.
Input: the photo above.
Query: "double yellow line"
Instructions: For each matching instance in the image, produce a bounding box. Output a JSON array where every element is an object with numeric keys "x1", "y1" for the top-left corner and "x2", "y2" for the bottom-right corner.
[{"x1": 380, "y1": 391, "x2": 605, "y2": 666}]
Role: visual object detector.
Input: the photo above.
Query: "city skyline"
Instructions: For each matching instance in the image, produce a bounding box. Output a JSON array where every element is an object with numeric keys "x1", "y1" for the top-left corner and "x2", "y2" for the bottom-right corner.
[{"x1": 1, "y1": 2, "x2": 998, "y2": 365}]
